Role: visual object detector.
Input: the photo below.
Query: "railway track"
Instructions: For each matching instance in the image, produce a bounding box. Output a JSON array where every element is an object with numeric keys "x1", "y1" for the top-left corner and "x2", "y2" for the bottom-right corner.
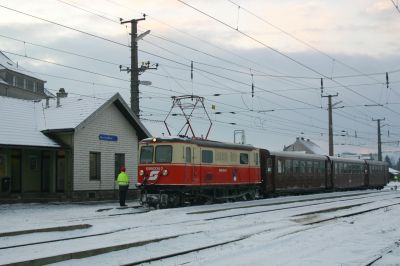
[
  {"x1": 121, "y1": 201, "x2": 400, "y2": 266},
  {"x1": 1, "y1": 190, "x2": 399, "y2": 265}
]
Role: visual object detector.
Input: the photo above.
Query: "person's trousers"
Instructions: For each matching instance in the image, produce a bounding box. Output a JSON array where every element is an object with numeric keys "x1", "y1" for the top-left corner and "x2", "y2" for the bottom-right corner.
[{"x1": 119, "y1": 185, "x2": 128, "y2": 206}]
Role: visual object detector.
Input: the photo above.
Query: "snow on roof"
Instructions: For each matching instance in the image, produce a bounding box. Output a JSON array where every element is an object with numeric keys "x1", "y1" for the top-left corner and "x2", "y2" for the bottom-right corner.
[
  {"x1": 0, "y1": 93, "x2": 149, "y2": 148},
  {"x1": 0, "y1": 96, "x2": 60, "y2": 147},
  {"x1": 0, "y1": 77, "x2": 8, "y2": 85},
  {"x1": 284, "y1": 137, "x2": 326, "y2": 155},
  {"x1": 389, "y1": 168, "x2": 400, "y2": 175},
  {"x1": 0, "y1": 51, "x2": 44, "y2": 81},
  {"x1": 43, "y1": 88, "x2": 55, "y2": 98},
  {"x1": 38, "y1": 95, "x2": 108, "y2": 131}
]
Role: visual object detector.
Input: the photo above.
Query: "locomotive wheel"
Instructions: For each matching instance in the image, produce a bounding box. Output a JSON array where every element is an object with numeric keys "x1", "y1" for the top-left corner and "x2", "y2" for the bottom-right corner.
[{"x1": 168, "y1": 193, "x2": 181, "y2": 208}]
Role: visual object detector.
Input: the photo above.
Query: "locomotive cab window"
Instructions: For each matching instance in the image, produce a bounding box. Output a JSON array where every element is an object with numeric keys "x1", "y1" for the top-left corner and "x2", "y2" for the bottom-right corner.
[
  {"x1": 240, "y1": 153, "x2": 249, "y2": 164},
  {"x1": 155, "y1": 145, "x2": 172, "y2": 163},
  {"x1": 140, "y1": 146, "x2": 154, "y2": 164},
  {"x1": 202, "y1": 150, "x2": 213, "y2": 164}
]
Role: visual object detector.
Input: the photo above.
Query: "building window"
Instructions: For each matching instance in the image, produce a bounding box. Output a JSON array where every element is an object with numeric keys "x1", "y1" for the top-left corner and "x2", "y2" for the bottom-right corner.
[
  {"x1": 90, "y1": 152, "x2": 101, "y2": 180},
  {"x1": 12, "y1": 76, "x2": 16, "y2": 86},
  {"x1": 29, "y1": 156, "x2": 38, "y2": 171},
  {"x1": 33, "y1": 81, "x2": 37, "y2": 92},
  {"x1": 23, "y1": 79, "x2": 27, "y2": 89}
]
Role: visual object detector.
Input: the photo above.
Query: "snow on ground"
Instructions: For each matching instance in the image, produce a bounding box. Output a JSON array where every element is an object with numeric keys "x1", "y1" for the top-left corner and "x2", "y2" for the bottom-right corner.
[{"x1": 1, "y1": 184, "x2": 400, "y2": 265}]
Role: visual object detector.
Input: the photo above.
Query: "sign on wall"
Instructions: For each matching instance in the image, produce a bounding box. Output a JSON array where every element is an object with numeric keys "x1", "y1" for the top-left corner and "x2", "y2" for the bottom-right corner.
[{"x1": 98, "y1": 134, "x2": 118, "y2": 142}]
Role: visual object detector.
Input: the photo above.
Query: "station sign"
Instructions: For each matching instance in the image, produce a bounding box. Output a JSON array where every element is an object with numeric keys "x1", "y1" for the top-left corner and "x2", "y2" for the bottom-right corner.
[{"x1": 99, "y1": 134, "x2": 118, "y2": 142}]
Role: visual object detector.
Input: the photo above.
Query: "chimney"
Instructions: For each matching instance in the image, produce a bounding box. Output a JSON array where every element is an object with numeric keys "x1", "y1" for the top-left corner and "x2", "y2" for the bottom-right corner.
[
  {"x1": 56, "y1": 88, "x2": 68, "y2": 107},
  {"x1": 57, "y1": 88, "x2": 68, "y2": 98}
]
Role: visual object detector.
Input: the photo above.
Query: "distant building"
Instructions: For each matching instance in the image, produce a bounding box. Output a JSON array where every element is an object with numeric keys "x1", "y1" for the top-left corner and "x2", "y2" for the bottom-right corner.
[
  {"x1": 0, "y1": 91, "x2": 150, "y2": 202},
  {"x1": 0, "y1": 51, "x2": 48, "y2": 100},
  {"x1": 283, "y1": 137, "x2": 325, "y2": 155}
]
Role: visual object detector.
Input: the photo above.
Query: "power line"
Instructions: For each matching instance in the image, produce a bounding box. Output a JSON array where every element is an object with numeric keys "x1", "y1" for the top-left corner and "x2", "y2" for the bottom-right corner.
[
  {"x1": 0, "y1": 3, "x2": 129, "y2": 48},
  {"x1": 0, "y1": 34, "x2": 128, "y2": 67},
  {"x1": 177, "y1": 0, "x2": 400, "y2": 117},
  {"x1": 228, "y1": 0, "x2": 400, "y2": 83},
  {"x1": 50, "y1": 1, "x2": 400, "y2": 120},
  {"x1": 2, "y1": 47, "x2": 390, "y2": 140},
  {"x1": 56, "y1": 0, "x2": 121, "y2": 24},
  {"x1": 391, "y1": 0, "x2": 400, "y2": 14},
  {"x1": 1, "y1": 1, "x2": 396, "y2": 145},
  {"x1": 3, "y1": 51, "x2": 129, "y2": 82}
]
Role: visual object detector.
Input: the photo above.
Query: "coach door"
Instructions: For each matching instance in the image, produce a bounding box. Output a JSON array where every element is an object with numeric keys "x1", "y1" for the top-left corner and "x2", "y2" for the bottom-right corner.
[{"x1": 184, "y1": 146, "x2": 195, "y2": 184}]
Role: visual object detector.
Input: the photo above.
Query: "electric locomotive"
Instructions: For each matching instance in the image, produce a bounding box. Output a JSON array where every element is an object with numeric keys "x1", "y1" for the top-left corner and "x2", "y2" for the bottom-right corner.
[{"x1": 137, "y1": 137, "x2": 261, "y2": 208}]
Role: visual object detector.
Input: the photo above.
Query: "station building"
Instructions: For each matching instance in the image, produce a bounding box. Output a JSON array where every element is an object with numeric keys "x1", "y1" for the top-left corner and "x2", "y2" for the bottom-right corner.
[
  {"x1": 0, "y1": 51, "x2": 51, "y2": 100},
  {"x1": 0, "y1": 91, "x2": 150, "y2": 202}
]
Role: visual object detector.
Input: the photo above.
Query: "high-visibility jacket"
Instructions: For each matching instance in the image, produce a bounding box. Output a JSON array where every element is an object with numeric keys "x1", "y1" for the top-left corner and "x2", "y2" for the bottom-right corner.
[{"x1": 117, "y1": 171, "x2": 129, "y2": 186}]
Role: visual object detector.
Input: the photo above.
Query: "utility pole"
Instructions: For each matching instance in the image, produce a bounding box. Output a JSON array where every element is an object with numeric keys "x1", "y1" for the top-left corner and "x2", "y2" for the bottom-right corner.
[
  {"x1": 372, "y1": 118, "x2": 385, "y2": 161},
  {"x1": 120, "y1": 16, "x2": 156, "y2": 117},
  {"x1": 322, "y1": 93, "x2": 339, "y2": 156}
]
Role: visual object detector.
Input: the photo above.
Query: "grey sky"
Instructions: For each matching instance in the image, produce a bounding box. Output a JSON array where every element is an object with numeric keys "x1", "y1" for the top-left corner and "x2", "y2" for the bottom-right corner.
[{"x1": 0, "y1": 0, "x2": 399, "y2": 155}]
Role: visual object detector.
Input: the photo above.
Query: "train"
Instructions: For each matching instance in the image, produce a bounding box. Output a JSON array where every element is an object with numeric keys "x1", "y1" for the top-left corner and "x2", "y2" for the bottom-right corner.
[{"x1": 137, "y1": 137, "x2": 389, "y2": 208}]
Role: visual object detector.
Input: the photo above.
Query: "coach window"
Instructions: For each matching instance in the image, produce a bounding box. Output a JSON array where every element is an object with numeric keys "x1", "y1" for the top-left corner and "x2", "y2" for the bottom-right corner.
[
  {"x1": 267, "y1": 158, "x2": 272, "y2": 174},
  {"x1": 155, "y1": 145, "x2": 172, "y2": 163},
  {"x1": 285, "y1": 160, "x2": 291, "y2": 175},
  {"x1": 185, "y1": 147, "x2": 192, "y2": 163},
  {"x1": 277, "y1": 159, "x2": 283, "y2": 174},
  {"x1": 240, "y1": 153, "x2": 249, "y2": 164},
  {"x1": 202, "y1": 150, "x2": 213, "y2": 164},
  {"x1": 300, "y1": 161, "x2": 306, "y2": 174},
  {"x1": 320, "y1": 162, "x2": 325, "y2": 175},
  {"x1": 293, "y1": 160, "x2": 299, "y2": 174},
  {"x1": 306, "y1": 161, "x2": 313, "y2": 174},
  {"x1": 313, "y1": 162, "x2": 320, "y2": 175},
  {"x1": 140, "y1": 146, "x2": 154, "y2": 163}
]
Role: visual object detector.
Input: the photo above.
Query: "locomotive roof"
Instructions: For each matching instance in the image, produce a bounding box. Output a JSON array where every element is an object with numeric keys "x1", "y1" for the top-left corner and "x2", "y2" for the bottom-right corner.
[{"x1": 140, "y1": 137, "x2": 257, "y2": 151}]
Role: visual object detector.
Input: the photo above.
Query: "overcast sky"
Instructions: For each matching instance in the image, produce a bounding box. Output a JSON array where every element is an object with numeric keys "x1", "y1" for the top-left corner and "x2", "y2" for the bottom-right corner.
[{"x1": 1, "y1": 0, "x2": 399, "y2": 156}]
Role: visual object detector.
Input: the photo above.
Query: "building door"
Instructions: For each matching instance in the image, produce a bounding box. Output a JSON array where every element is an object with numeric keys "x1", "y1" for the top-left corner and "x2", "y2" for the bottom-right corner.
[
  {"x1": 114, "y1": 153, "x2": 125, "y2": 180},
  {"x1": 56, "y1": 151, "x2": 65, "y2": 192},
  {"x1": 11, "y1": 150, "x2": 21, "y2": 193},
  {"x1": 41, "y1": 151, "x2": 51, "y2": 192}
]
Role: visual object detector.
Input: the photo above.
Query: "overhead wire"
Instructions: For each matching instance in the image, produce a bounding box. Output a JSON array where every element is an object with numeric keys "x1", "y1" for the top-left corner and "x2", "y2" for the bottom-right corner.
[
  {"x1": 177, "y1": 0, "x2": 400, "y2": 117},
  {"x1": 1, "y1": 1, "x2": 397, "y2": 147}
]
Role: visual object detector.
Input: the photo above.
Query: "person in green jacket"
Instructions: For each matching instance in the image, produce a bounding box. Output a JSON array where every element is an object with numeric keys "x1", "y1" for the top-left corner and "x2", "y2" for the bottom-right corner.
[{"x1": 117, "y1": 166, "x2": 129, "y2": 207}]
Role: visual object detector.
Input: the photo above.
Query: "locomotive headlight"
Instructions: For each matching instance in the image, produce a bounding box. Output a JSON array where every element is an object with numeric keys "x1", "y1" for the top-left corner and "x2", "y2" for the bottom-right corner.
[
  {"x1": 162, "y1": 169, "x2": 168, "y2": 176},
  {"x1": 139, "y1": 170, "x2": 144, "y2": 176}
]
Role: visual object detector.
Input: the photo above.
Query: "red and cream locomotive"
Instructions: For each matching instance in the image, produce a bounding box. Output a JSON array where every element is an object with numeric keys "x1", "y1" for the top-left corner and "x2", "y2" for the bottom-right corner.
[{"x1": 137, "y1": 137, "x2": 389, "y2": 208}]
